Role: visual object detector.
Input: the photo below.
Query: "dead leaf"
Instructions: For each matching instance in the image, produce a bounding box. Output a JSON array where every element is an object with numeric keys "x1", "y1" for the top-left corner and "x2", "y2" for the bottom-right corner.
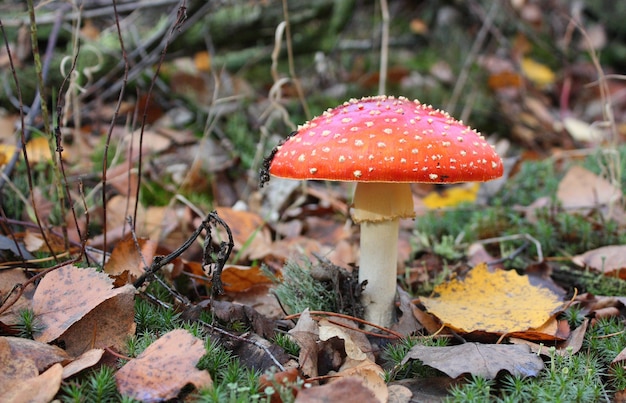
[
  {"x1": 62, "y1": 348, "x2": 105, "y2": 379},
  {"x1": 557, "y1": 166, "x2": 622, "y2": 213},
  {"x1": 116, "y1": 329, "x2": 212, "y2": 402},
  {"x1": 422, "y1": 183, "x2": 480, "y2": 209},
  {"x1": 401, "y1": 342, "x2": 544, "y2": 379},
  {"x1": 32, "y1": 265, "x2": 136, "y2": 356},
  {"x1": 0, "y1": 336, "x2": 70, "y2": 374},
  {"x1": 572, "y1": 245, "x2": 626, "y2": 279},
  {"x1": 104, "y1": 235, "x2": 157, "y2": 282},
  {"x1": 296, "y1": 376, "x2": 381, "y2": 403},
  {"x1": 214, "y1": 207, "x2": 273, "y2": 261},
  {"x1": 521, "y1": 57, "x2": 555, "y2": 88},
  {"x1": 289, "y1": 310, "x2": 321, "y2": 378},
  {"x1": 221, "y1": 265, "x2": 273, "y2": 292},
  {"x1": 0, "y1": 269, "x2": 36, "y2": 326},
  {"x1": 420, "y1": 263, "x2": 564, "y2": 334},
  {"x1": 319, "y1": 319, "x2": 371, "y2": 362},
  {"x1": 334, "y1": 359, "x2": 388, "y2": 403},
  {"x1": 1, "y1": 362, "x2": 63, "y2": 403}
]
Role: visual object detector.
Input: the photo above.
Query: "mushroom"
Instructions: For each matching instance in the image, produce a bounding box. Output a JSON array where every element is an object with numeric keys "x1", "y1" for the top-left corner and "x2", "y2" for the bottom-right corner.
[{"x1": 261, "y1": 95, "x2": 504, "y2": 328}]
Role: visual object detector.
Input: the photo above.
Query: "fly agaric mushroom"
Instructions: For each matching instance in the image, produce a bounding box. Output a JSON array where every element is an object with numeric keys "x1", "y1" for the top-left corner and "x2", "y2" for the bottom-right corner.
[{"x1": 261, "y1": 95, "x2": 503, "y2": 328}]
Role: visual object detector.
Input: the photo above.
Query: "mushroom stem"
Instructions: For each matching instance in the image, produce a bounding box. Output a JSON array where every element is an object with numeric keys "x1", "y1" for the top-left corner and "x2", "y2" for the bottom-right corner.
[
  {"x1": 352, "y1": 182, "x2": 415, "y2": 328},
  {"x1": 359, "y1": 219, "x2": 399, "y2": 327}
]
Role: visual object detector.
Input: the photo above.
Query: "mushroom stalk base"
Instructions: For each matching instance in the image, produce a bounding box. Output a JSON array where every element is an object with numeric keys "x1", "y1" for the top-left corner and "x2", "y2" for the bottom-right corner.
[{"x1": 359, "y1": 219, "x2": 399, "y2": 328}]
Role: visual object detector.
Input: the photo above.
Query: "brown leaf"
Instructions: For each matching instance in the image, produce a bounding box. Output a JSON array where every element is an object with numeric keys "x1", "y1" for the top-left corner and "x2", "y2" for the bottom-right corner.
[
  {"x1": 288, "y1": 310, "x2": 321, "y2": 378},
  {"x1": 62, "y1": 349, "x2": 105, "y2": 379},
  {"x1": 572, "y1": 245, "x2": 626, "y2": 279},
  {"x1": 557, "y1": 166, "x2": 622, "y2": 214},
  {"x1": 211, "y1": 299, "x2": 276, "y2": 339},
  {"x1": 401, "y1": 342, "x2": 544, "y2": 379},
  {"x1": 0, "y1": 269, "x2": 36, "y2": 327},
  {"x1": 104, "y1": 235, "x2": 157, "y2": 281},
  {"x1": 115, "y1": 329, "x2": 212, "y2": 402},
  {"x1": 2, "y1": 362, "x2": 63, "y2": 403},
  {"x1": 214, "y1": 207, "x2": 273, "y2": 261},
  {"x1": 0, "y1": 336, "x2": 70, "y2": 374},
  {"x1": 221, "y1": 265, "x2": 273, "y2": 292},
  {"x1": 295, "y1": 376, "x2": 381, "y2": 403},
  {"x1": 32, "y1": 265, "x2": 136, "y2": 356}
]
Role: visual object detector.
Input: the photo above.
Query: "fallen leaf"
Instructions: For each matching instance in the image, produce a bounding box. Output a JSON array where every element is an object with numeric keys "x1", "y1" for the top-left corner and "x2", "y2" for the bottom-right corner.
[
  {"x1": 62, "y1": 348, "x2": 105, "y2": 379},
  {"x1": 335, "y1": 359, "x2": 388, "y2": 403},
  {"x1": 401, "y1": 342, "x2": 544, "y2": 379},
  {"x1": 296, "y1": 376, "x2": 381, "y2": 403},
  {"x1": 104, "y1": 235, "x2": 157, "y2": 281},
  {"x1": 557, "y1": 165, "x2": 622, "y2": 213},
  {"x1": 0, "y1": 336, "x2": 70, "y2": 375},
  {"x1": 220, "y1": 265, "x2": 273, "y2": 292},
  {"x1": 563, "y1": 117, "x2": 605, "y2": 143},
  {"x1": 0, "y1": 269, "x2": 36, "y2": 326},
  {"x1": 289, "y1": 310, "x2": 320, "y2": 378},
  {"x1": 116, "y1": 329, "x2": 212, "y2": 402},
  {"x1": 1, "y1": 362, "x2": 63, "y2": 403},
  {"x1": 572, "y1": 245, "x2": 626, "y2": 279},
  {"x1": 422, "y1": 183, "x2": 480, "y2": 209},
  {"x1": 420, "y1": 263, "x2": 564, "y2": 334},
  {"x1": 214, "y1": 207, "x2": 273, "y2": 261},
  {"x1": 32, "y1": 265, "x2": 136, "y2": 356},
  {"x1": 521, "y1": 57, "x2": 555, "y2": 88}
]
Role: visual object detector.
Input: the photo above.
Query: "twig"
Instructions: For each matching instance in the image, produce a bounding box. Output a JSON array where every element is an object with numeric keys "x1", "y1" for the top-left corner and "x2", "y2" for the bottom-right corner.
[
  {"x1": 132, "y1": 0, "x2": 188, "y2": 227},
  {"x1": 280, "y1": 0, "x2": 310, "y2": 120},
  {"x1": 102, "y1": 0, "x2": 131, "y2": 265},
  {"x1": 283, "y1": 310, "x2": 403, "y2": 339},
  {"x1": 133, "y1": 211, "x2": 234, "y2": 298},
  {"x1": 445, "y1": 0, "x2": 498, "y2": 117}
]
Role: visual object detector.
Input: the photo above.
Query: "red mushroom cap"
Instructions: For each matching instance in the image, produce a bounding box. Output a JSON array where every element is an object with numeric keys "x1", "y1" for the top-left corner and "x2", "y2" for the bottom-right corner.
[{"x1": 268, "y1": 95, "x2": 503, "y2": 183}]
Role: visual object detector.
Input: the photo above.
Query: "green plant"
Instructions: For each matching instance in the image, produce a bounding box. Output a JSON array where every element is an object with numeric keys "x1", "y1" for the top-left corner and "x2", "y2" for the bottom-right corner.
[
  {"x1": 196, "y1": 338, "x2": 261, "y2": 402},
  {"x1": 60, "y1": 366, "x2": 123, "y2": 402},
  {"x1": 266, "y1": 260, "x2": 337, "y2": 314},
  {"x1": 273, "y1": 332, "x2": 300, "y2": 357},
  {"x1": 16, "y1": 308, "x2": 43, "y2": 339},
  {"x1": 561, "y1": 305, "x2": 586, "y2": 329},
  {"x1": 447, "y1": 375, "x2": 494, "y2": 402}
]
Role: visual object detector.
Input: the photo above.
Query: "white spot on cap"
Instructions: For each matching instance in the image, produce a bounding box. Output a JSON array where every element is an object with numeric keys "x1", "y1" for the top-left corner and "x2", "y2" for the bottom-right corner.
[
  {"x1": 460, "y1": 150, "x2": 467, "y2": 156},
  {"x1": 429, "y1": 173, "x2": 438, "y2": 180},
  {"x1": 322, "y1": 147, "x2": 330, "y2": 153},
  {"x1": 321, "y1": 130, "x2": 331, "y2": 137},
  {"x1": 365, "y1": 121, "x2": 374, "y2": 127},
  {"x1": 491, "y1": 161, "x2": 498, "y2": 168},
  {"x1": 298, "y1": 154, "x2": 305, "y2": 162},
  {"x1": 354, "y1": 170, "x2": 362, "y2": 178},
  {"x1": 310, "y1": 168, "x2": 318, "y2": 174},
  {"x1": 342, "y1": 117, "x2": 352, "y2": 123},
  {"x1": 377, "y1": 142, "x2": 386, "y2": 148},
  {"x1": 411, "y1": 148, "x2": 419, "y2": 154},
  {"x1": 339, "y1": 155, "x2": 346, "y2": 162},
  {"x1": 384, "y1": 128, "x2": 393, "y2": 134},
  {"x1": 442, "y1": 141, "x2": 451, "y2": 147},
  {"x1": 355, "y1": 139, "x2": 364, "y2": 146}
]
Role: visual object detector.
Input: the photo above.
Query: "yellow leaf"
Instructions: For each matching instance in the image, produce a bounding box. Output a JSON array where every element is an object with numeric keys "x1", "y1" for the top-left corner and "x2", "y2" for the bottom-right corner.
[
  {"x1": 0, "y1": 144, "x2": 14, "y2": 165},
  {"x1": 194, "y1": 51, "x2": 211, "y2": 72},
  {"x1": 422, "y1": 183, "x2": 479, "y2": 209},
  {"x1": 521, "y1": 57, "x2": 555, "y2": 88},
  {"x1": 421, "y1": 263, "x2": 564, "y2": 334}
]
